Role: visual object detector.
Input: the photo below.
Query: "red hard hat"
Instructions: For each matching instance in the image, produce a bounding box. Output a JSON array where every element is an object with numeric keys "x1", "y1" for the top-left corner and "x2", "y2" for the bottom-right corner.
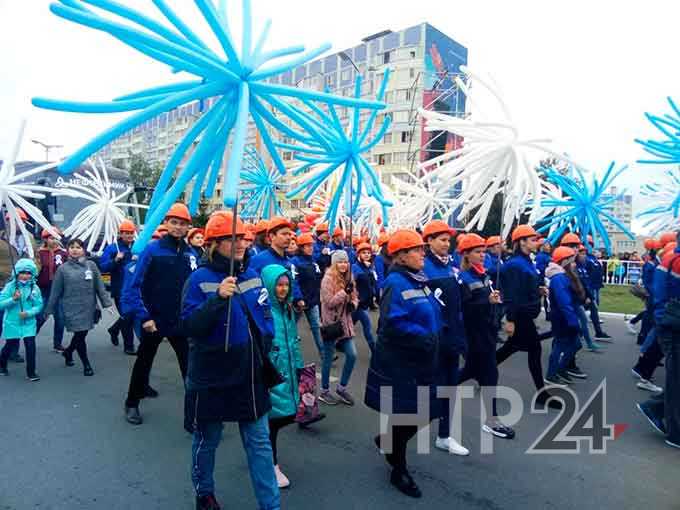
[
  {"x1": 297, "y1": 233, "x2": 314, "y2": 246},
  {"x1": 204, "y1": 211, "x2": 246, "y2": 241},
  {"x1": 422, "y1": 220, "x2": 455, "y2": 241},
  {"x1": 332, "y1": 227, "x2": 344, "y2": 238},
  {"x1": 356, "y1": 242, "x2": 372, "y2": 254},
  {"x1": 660, "y1": 232, "x2": 676, "y2": 247},
  {"x1": 560, "y1": 233, "x2": 581, "y2": 246},
  {"x1": 187, "y1": 228, "x2": 204, "y2": 241},
  {"x1": 377, "y1": 232, "x2": 390, "y2": 247},
  {"x1": 387, "y1": 229, "x2": 424, "y2": 256},
  {"x1": 165, "y1": 203, "x2": 191, "y2": 222},
  {"x1": 119, "y1": 220, "x2": 137, "y2": 233},
  {"x1": 552, "y1": 246, "x2": 576, "y2": 264},
  {"x1": 511, "y1": 225, "x2": 538, "y2": 242},
  {"x1": 457, "y1": 233, "x2": 486, "y2": 253},
  {"x1": 267, "y1": 217, "x2": 294, "y2": 233},
  {"x1": 485, "y1": 235, "x2": 502, "y2": 247},
  {"x1": 644, "y1": 238, "x2": 658, "y2": 250}
]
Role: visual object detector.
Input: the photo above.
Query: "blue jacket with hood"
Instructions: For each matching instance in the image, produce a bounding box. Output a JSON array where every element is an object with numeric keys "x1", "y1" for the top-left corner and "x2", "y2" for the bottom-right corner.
[
  {"x1": 0, "y1": 259, "x2": 43, "y2": 339},
  {"x1": 546, "y1": 262, "x2": 580, "y2": 337}
]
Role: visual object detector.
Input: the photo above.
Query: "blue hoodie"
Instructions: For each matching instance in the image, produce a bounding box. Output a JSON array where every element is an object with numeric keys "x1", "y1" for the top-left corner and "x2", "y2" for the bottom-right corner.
[{"x1": 0, "y1": 259, "x2": 43, "y2": 339}]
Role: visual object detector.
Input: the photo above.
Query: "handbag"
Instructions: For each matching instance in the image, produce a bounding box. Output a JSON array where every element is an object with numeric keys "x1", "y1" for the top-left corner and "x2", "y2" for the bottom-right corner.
[
  {"x1": 321, "y1": 320, "x2": 344, "y2": 342},
  {"x1": 295, "y1": 363, "x2": 325, "y2": 427}
]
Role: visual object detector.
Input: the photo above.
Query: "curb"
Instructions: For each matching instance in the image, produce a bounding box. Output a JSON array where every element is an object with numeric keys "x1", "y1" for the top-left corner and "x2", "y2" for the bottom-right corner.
[{"x1": 599, "y1": 311, "x2": 634, "y2": 320}]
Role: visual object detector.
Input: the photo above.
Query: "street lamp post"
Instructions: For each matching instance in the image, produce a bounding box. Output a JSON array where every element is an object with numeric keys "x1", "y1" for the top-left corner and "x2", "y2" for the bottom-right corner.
[{"x1": 31, "y1": 139, "x2": 63, "y2": 162}]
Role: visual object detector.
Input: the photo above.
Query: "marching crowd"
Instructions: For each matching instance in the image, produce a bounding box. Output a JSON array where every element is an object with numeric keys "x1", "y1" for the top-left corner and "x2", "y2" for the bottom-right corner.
[{"x1": 1, "y1": 203, "x2": 678, "y2": 510}]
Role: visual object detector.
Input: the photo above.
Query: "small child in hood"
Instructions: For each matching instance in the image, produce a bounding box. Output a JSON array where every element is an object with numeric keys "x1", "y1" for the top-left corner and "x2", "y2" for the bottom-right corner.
[{"x1": 0, "y1": 259, "x2": 43, "y2": 380}]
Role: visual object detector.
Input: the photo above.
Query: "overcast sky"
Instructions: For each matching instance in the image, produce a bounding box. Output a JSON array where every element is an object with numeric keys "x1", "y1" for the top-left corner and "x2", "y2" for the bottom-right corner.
[{"x1": 1, "y1": 1, "x2": 678, "y2": 233}]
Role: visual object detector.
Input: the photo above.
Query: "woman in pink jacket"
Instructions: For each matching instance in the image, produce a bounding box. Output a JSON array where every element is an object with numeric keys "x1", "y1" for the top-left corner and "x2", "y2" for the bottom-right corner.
[{"x1": 319, "y1": 250, "x2": 359, "y2": 406}]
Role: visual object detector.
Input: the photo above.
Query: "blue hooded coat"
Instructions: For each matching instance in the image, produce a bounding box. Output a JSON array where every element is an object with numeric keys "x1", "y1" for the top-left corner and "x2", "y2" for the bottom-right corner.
[{"x1": 0, "y1": 259, "x2": 43, "y2": 339}]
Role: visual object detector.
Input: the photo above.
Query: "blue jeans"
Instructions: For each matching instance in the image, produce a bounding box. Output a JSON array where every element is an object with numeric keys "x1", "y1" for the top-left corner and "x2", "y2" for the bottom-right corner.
[
  {"x1": 352, "y1": 308, "x2": 375, "y2": 353},
  {"x1": 192, "y1": 415, "x2": 280, "y2": 509},
  {"x1": 547, "y1": 334, "x2": 580, "y2": 378},
  {"x1": 641, "y1": 327, "x2": 657, "y2": 354},
  {"x1": 321, "y1": 337, "x2": 357, "y2": 390},
  {"x1": 36, "y1": 286, "x2": 64, "y2": 348},
  {"x1": 576, "y1": 306, "x2": 595, "y2": 348},
  {"x1": 297, "y1": 306, "x2": 323, "y2": 358},
  {"x1": 592, "y1": 288, "x2": 601, "y2": 306}
]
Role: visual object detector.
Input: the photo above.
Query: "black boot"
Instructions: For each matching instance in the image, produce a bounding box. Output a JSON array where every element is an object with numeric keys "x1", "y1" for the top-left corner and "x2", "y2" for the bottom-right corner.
[
  {"x1": 144, "y1": 385, "x2": 159, "y2": 398},
  {"x1": 62, "y1": 350, "x2": 74, "y2": 367},
  {"x1": 196, "y1": 494, "x2": 221, "y2": 510},
  {"x1": 107, "y1": 327, "x2": 119, "y2": 346},
  {"x1": 535, "y1": 389, "x2": 563, "y2": 410},
  {"x1": 83, "y1": 365, "x2": 94, "y2": 377},
  {"x1": 390, "y1": 468, "x2": 421, "y2": 498},
  {"x1": 125, "y1": 405, "x2": 143, "y2": 425}
]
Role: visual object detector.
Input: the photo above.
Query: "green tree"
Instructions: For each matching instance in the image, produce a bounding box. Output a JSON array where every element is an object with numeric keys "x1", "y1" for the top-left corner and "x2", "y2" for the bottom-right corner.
[{"x1": 126, "y1": 152, "x2": 163, "y2": 222}]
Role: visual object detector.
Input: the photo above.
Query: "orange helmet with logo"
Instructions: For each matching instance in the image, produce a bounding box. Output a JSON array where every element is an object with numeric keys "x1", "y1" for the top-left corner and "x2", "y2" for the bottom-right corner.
[
  {"x1": 165, "y1": 203, "x2": 191, "y2": 222},
  {"x1": 119, "y1": 220, "x2": 137, "y2": 233},
  {"x1": 560, "y1": 233, "x2": 581, "y2": 246},
  {"x1": 296, "y1": 233, "x2": 314, "y2": 246},
  {"x1": 511, "y1": 225, "x2": 538, "y2": 243},
  {"x1": 422, "y1": 220, "x2": 455, "y2": 241},
  {"x1": 485, "y1": 235, "x2": 502, "y2": 247},
  {"x1": 552, "y1": 246, "x2": 576, "y2": 264},
  {"x1": 457, "y1": 233, "x2": 486, "y2": 253},
  {"x1": 267, "y1": 217, "x2": 294, "y2": 234},
  {"x1": 356, "y1": 242, "x2": 372, "y2": 254},
  {"x1": 204, "y1": 212, "x2": 246, "y2": 241},
  {"x1": 387, "y1": 229, "x2": 424, "y2": 256},
  {"x1": 377, "y1": 232, "x2": 390, "y2": 247}
]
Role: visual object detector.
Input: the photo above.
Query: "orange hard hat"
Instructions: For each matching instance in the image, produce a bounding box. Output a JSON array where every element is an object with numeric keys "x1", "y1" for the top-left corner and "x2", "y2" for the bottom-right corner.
[
  {"x1": 660, "y1": 232, "x2": 676, "y2": 247},
  {"x1": 422, "y1": 220, "x2": 455, "y2": 241},
  {"x1": 204, "y1": 211, "x2": 246, "y2": 241},
  {"x1": 485, "y1": 235, "x2": 502, "y2": 247},
  {"x1": 377, "y1": 232, "x2": 390, "y2": 247},
  {"x1": 387, "y1": 229, "x2": 424, "y2": 256},
  {"x1": 552, "y1": 246, "x2": 576, "y2": 264},
  {"x1": 511, "y1": 225, "x2": 538, "y2": 243},
  {"x1": 297, "y1": 233, "x2": 314, "y2": 246},
  {"x1": 165, "y1": 203, "x2": 191, "y2": 222},
  {"x1": 356, "y1": 242, "x2": 372, "y2": 254},
  {"x1": 187, "y1": 228, "x2": 204, "y2": 241},
  {"x1": 457, "y1": 233, "x2": 486, "y2": 253},
  {"x1": 332, "y1": 227, "x2": 344, "y2": 238},
  {"x1": 254, "y1": 220, "x2": 269, "y2": 234},
  {"x1": 267, "y1": 216, "x2": 294, "y2": 233},
  {"x1": 315, "y1": 223, "x2": 329, "y2": 234},
  {"x1": 644, "y1": 238, "x2": 658, "y2": 250},
  {"x1": 352, "y1": 237, "x2": 362, "y2": 246},
  {"x1": 119, "y1": 220, "x2": 136, "y2": 233},
  {"x1": 560, "y1": 233, "x2": 581, "y2": 246},
  {"x1": 244, "y1": 230, "x2": 255, "y2": 241}
]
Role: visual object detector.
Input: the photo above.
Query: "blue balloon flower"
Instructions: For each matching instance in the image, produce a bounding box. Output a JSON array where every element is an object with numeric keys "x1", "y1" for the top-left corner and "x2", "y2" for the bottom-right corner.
[
  {"x1": 31, "y1": 0, "x2": 385, "y2": 251},
  {"x1": 537, "y1": 162, "x2": 634, "y2": 254},
  {"x1": 284, "y1": 71, "x2": 393, "y2": 230},
  {"x1": 636, "y1": 97, "x2": 680, "y2": 165},
  {"x1": 239, "y1": 145, "x2": 287, "y2": 219}
]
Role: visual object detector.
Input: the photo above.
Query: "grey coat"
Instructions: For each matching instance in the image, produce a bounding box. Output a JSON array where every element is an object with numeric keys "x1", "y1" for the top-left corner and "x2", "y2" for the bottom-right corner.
[{"x1": 45, "y1": 257, "x2": 112, "y2": 332}]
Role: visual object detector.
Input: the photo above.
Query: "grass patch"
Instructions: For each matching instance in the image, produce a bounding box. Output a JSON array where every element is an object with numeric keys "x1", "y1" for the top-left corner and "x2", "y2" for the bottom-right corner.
[{"x1": 598, "y1": 285, "x2": 645, "y2": 315}]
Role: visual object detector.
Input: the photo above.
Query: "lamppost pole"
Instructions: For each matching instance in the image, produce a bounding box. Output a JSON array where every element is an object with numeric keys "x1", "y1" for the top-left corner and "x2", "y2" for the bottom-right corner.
[{"x1": 31, "y1": 139, "x2": 63, "y2": 162}]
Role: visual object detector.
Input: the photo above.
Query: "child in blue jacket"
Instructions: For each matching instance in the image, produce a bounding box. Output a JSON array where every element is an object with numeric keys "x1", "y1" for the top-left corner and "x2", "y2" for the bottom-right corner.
[{"x1": 0, "y1": 259, "x2": 43, "y2": 380}]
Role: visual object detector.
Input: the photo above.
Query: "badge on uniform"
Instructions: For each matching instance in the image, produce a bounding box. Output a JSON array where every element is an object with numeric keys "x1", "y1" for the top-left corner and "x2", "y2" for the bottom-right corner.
[
  {"x1": 55, "y1": 254, "x2": 63, "y2": 266},
  {"x1": 189, "y1": 255, "x2": 198, "y2": 271},
  {"x1": 434, "y1": 287, "x2": 446, "y2": 307},
  {"x1": 84, "y1": 269, "x2": 93, "y2": 280}
]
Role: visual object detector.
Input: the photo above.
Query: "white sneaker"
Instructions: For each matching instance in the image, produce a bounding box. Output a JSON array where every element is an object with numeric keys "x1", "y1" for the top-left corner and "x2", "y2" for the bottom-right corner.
[
  {"x1": 637, "y1": 379, "x2": 662, "y2": 393},
  {"x1": 435, "y1": 436, "x2": 470, "y2": 456},
  {"x1": 274, "y1": 464, "x2": 290, "y2": 488},
  {"x1": 627, "y1": 321, "x2": 637, "y2": 335}
]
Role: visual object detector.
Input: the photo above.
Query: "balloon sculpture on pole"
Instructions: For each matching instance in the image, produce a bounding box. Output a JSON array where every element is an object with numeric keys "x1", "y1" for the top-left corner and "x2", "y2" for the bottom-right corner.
[
  {"x1": 285, "y1": 72, "x2": 393, "y2": 230},
  {"x1": 391, "y1": 171, "x2": 458, "y2": 228},
  {"x1": 0, "y1": 120, "x2": 60, "y2": 257},
  {"x1": 31, "y1": 0, "x2": 385, "y2": 252},
  {"x1": 52, "y1": 158, "x2": 147, "y2": 254},
  {"x1": 636, "y1": 168, "x2": 680, "y2": 235},
  {"x1": 239, "y1": 145, "x2": 287, "y2": 219},
  {"x1": 418, "y1": 66, "x2": 570, "y2": 238},
  {"x1": 536, "y1": 162, "x2": 633, "y2": 254},
  {"x1": 636, "y1": 97, "x2": 680, "y2": 165}
]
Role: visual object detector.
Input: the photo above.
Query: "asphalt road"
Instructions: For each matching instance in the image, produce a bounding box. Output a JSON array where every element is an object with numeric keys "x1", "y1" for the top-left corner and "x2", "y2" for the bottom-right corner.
[{"x1": 1, "y1": 312, "x2": 678, "y2": 510}]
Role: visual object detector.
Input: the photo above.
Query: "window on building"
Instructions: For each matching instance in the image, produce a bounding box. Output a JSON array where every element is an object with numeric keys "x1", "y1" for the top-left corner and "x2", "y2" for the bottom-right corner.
[
  {"x1": 393, "y1": 110, "x2": 409, "y2": 123},
  {"x1": 383, "y1": 51, "x2": 391, "y2": 64},
  {"x1": 376, "y1": 153, "x2": 392, "y2": 166},
  {"x1": 383, "y1": 133, "x2": 393, "y2": 144},
  {"x1": 393, "y1": 152, "x2": 407, "y2": 163},
  {"x1": 216, "y1": 189, "x2": 222, "y2": 198},
  {"x1": 400, "y1": 131, "x2": 413, "y2": 143},
  {"x1": 283, "y1": 152, "x2": 292, "y2": 161},
  {"x1": 410, "y1": 50, "x2": 416, "y2": 59},
  {"x1": 341, "y1": 69, "x2": 352, "y2": 82},
  {"x1": 385, "y1": 91, "x2": 394, "y2": 104}
]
